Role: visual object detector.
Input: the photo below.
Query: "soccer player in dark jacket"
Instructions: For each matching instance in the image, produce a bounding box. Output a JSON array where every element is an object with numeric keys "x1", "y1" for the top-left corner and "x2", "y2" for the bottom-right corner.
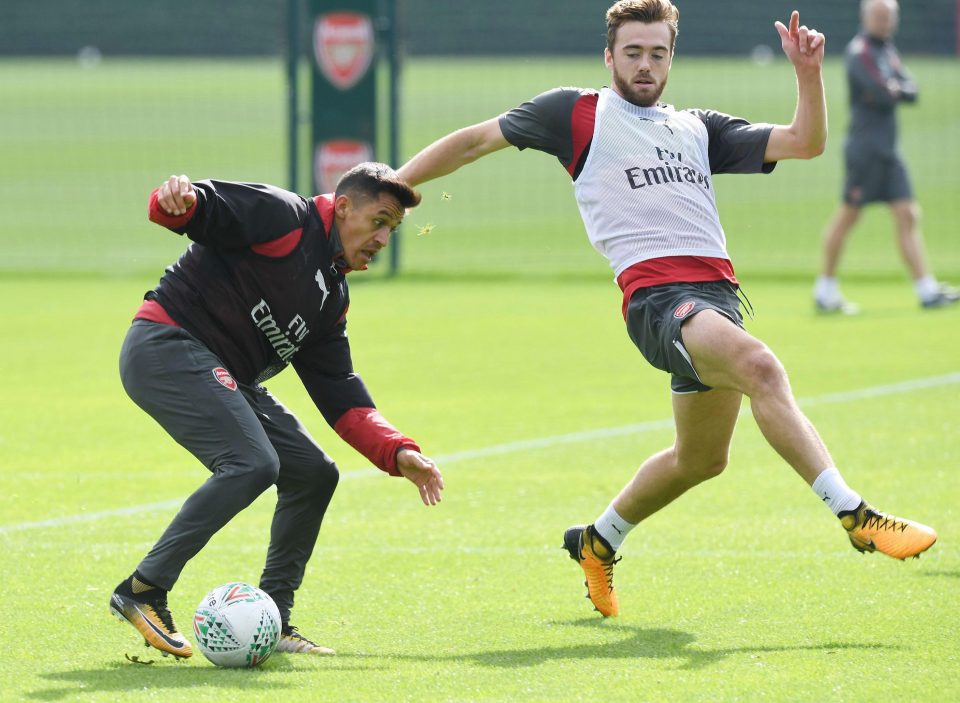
[
  {"x1": 110, "y1": 162, "x2": 443, "y2": 658},
  {"x1": 399, "y1": 1, "x2": 936, "y2": 619},
  {"x1": 813, "y1": 0, "x2": 958, "y2": 312}
]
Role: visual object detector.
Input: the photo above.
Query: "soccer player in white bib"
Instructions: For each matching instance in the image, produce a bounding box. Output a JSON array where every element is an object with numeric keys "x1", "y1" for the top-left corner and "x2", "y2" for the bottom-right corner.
[{"x1": 398, "y1": 0, "x2": 936, "y2": 617}]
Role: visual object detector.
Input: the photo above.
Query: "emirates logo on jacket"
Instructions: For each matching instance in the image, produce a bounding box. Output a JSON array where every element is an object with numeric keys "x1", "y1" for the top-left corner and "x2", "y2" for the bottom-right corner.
[{"x1": 250, "y1": 299, "x2": 309, "y2": 363}]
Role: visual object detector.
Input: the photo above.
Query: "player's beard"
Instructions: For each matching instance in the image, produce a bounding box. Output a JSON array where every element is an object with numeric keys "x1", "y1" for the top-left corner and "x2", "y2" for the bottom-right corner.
[{"x1": 611, "y1": 66, "x2": 668, "y2": 107}]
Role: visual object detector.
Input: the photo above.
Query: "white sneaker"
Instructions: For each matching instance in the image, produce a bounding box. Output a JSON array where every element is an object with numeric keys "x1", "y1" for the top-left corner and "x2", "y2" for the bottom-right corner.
[
  {"x1": 920, "y1": 284, "x2": 960, "y2": 309},
  {"x1": 815, "y1": 295, "x2": 859, "y2": 315}
]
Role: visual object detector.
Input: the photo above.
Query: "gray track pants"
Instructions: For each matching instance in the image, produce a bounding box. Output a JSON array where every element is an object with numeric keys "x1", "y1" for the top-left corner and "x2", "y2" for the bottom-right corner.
[{"x1": 119, "y1": 320, "x2": 339, "y2": 625}]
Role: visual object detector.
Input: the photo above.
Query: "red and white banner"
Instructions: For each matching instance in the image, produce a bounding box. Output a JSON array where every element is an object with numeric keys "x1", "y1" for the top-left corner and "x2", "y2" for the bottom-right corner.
[
  {"x1": 314, "y1": 139, "x2": 374, "y2": 193},
  {"x1": 313, "y1": 12, "x2": 375, "y2": 90}
]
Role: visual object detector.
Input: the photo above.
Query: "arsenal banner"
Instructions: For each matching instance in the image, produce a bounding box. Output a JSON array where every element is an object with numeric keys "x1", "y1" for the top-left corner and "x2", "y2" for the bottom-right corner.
[
  {"x1": 314, "y1": 11, "x2": 374, "y2": 90},
  {"x1": 308, "y1": 0, "x2": 379, "y2": 195}
]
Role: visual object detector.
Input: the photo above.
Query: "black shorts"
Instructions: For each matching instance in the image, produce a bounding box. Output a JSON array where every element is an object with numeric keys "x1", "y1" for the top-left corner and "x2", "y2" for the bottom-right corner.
[
  {"x1": 843, "y1": 149, "x2": 913, "y2": 205},
  {"x1": 625, "y1": 281, "x2": 744, "y2": 394}
]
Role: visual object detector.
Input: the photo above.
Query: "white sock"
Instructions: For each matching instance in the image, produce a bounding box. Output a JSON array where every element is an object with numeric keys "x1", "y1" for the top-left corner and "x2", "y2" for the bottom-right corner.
[
  {"x1": 593, "y1": 504, "x2": 636, "y2": 552},
  {"x1": 915, "y1": 275, "x2": 939, "y2": 301},
  {"x1": 811, "y1": 467, "x2": 862, "y2": 516},
  {"x1": 814, "y1": 276, "x2": 839, "y2": 301}
]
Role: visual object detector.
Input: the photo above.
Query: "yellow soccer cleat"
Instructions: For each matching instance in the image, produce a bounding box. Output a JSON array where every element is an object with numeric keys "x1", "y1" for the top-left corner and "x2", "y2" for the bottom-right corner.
[
  {"x1": 563, "y1": 525, "x2": 621, "y2": 617},
  {"x1": 840, "y1": 501, "x2": 937, "y2": 560},
  {"x1": 276, "y1": 626, "x2": 336, "y2": 655},
  {"x1": 110, "y1": 583, "x2": 192, "y2": 659}
]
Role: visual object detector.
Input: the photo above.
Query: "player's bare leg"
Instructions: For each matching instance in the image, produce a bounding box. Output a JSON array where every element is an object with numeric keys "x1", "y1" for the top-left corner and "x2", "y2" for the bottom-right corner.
[
  {"x1": 680, "y1": 311, "x2": 829, "y2": 484},
  {"x1": 890, "y1": 199, "x2": 959, "y2": 308},
  {"x1": 679, "y1": 310, "x2": 935, "y2": 557},
  {"x1": 563, "y1": 380, "x2": 742, "y2": 616},
  {"x1": 815, "y1": 204, "x2": 861, "y2": 313},
  {"x1": 890, "y1": 199, "x2": 928, "y2": 280},
  {"x1": 821, "y1": 204, "x2": 861, "y2": 279},
  {"x1": 612, "y1": 388, "x2": 743, "y2": 523}
]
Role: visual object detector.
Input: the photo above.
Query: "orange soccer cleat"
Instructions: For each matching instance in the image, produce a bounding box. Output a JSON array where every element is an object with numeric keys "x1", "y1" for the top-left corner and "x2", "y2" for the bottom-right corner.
[
  {"x1": 840, "y1": 501, "x2": 937, "y2": 560},
  {"x1": 110, "y1": 578, "x2": 192, "y2": 659},
  {"x1": 563, "y1": 524, "x2": 621, "y2": 617}
]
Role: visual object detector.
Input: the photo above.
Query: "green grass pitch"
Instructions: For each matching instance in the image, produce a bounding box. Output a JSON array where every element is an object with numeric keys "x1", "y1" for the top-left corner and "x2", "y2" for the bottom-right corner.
[
  {"x1": 0, "y1": 55, "x2": 958, "y2": 701},
  {"x1": 2, "y1": 277, "x2": 958, "y2": 702}
]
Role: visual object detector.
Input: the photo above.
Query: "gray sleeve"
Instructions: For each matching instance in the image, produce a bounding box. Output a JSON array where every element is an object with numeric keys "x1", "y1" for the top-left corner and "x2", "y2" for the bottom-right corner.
[
  {"x1": 892, "y1": 51, "x2": 918, "y2": 103},
  {"x1": 847, "y1": 42, "x2": 898, "y2": 109},
  {"x1": 689, "y1": 110, "x2": 776, "y2": 174},
  {"x1": 497, "y1": 87, "x2": 588, "y2": 168}
]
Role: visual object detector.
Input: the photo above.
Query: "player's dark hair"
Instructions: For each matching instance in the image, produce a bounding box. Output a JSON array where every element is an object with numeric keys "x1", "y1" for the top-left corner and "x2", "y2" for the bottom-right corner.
[
  {"x1": 606, "y1": 0, "x2": 679, "y2": 51},
  {"x1": 335, "y1": 162, "x2": 421, "y2": 208}
]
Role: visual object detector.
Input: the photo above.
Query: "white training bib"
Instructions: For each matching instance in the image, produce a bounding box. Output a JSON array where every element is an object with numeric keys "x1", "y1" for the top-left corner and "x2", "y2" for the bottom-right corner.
[{"x1": 573, "y1": 88, "x2": 730, "y2": 277}]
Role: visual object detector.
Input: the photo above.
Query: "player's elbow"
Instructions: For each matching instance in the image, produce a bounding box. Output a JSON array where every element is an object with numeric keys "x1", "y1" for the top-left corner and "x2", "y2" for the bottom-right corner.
[
  {"x1": 793, "y1": 134, "x2": 826, "y2": 160},
  {"x1": 769, "y1": 126, "x2": 826, "y2": 161},
  {"x1": 803, "y1": 138, "x2": 827, "y2": 159},
  {"x1": 461, "y1": 118, "x2": 508, "y2": 162}
]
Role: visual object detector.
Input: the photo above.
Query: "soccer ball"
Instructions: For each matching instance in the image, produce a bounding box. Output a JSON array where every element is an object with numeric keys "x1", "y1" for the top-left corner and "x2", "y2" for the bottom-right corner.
[{"x1": 193, "y1": 582, "x2": 282, "y2": 668}]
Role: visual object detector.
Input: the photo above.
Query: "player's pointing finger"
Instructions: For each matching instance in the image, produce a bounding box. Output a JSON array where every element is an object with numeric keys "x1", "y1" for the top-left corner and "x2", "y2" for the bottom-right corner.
[{"x1": 774, "y1": 20, "x2": 789, "y2": 42}]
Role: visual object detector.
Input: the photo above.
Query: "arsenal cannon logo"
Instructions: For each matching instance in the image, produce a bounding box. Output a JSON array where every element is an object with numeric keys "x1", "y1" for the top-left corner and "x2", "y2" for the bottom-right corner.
[
  {"x1": 313, "y1": 12, "x2": 375, "y2": 90},
  {"x1": 314, "y1": 139, "x2": 374, "y2": 194}
]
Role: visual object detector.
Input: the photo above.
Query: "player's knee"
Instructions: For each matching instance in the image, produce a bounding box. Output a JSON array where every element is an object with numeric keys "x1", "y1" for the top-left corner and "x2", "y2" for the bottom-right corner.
[
  {"x1": 894, "y1": 201, "x2": 920, "y2": 229},
  {"x1": 310, "y1": 459, "x2": 339, "y2": 494},
  {"x1": 703, "y1": 455, "x2": 729, "y2": 479},
  {"x1": 741, "y1": 347, "x2": 787, "y2": 397},
  {"x1": 247, "y1": 448, "x2": 281, "y2": 489},
  {"x1": 907, "y1": 203, "x2": 921, "y2": 227},
  {"x1": 688, "y1": 455, "x2": 729, "y2": 483},
  {"x1": 285, "y1": 454, "x2": 339, "y2": 498},
  {"x1": 675, "y1": 444, "x2": 728, "y2": 484}
]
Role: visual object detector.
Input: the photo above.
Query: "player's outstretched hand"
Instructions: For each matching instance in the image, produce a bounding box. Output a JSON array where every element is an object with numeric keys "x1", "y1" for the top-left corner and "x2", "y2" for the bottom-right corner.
[
  {"x1": 157, "y1": 174, "x2": 196, "y2": 216},
  {"x1": 775, "y1": 10, "x2": 825, "y2": 73},
  {"x1": 397, "y1": 448, "x2": 444, "y2": 506}
]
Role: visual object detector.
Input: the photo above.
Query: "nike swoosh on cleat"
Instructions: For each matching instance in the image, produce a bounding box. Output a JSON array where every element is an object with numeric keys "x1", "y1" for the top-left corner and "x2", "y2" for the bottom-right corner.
[{"x1": 132, "y1": 604, "x2": 185, "y2": 649}]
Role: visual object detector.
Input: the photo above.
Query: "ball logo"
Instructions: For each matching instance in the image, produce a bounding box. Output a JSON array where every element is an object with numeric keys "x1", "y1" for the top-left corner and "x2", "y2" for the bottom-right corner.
[
  {"x1": 674, "y1": 301, "x2": 696, "y2": 319},
  {"x1": 314, "y1": 139, "x2": 373, "y2": 194},
  {"x1": 212, "y1": 367, "x2": 238, "y2": 391},
  {"x1": 314, "y1": 12, "x2": 374, "y2": 90}
]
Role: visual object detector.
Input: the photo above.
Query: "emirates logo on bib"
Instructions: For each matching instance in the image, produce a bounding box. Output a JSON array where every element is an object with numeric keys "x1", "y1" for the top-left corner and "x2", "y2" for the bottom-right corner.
[
  {"x1": 212, "y1": 367, "x2": 238, "y2": 391},
  {"x1": 674, "y1": 301, "x2": 696, "y2": 319}
]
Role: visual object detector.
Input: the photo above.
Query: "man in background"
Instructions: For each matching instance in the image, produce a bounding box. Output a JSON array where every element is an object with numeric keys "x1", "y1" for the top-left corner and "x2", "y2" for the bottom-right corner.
[{"x1": 813, "y1": 0, "x2": 958, "y2": 312}]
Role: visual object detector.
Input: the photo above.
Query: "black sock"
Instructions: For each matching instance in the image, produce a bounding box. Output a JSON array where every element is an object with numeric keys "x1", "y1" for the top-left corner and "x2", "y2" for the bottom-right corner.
[{"x1": 130, "y1": 570, "x2": 162, "y2": 595}]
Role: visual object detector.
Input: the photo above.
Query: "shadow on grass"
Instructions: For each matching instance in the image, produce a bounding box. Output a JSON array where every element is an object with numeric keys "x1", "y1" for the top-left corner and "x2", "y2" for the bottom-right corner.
[
  {"x1": 348, "y1": 618, "x2": 900, "y2": 672},
  {"x1": 920, "y1": 570, "x2": 960, "y2": 579},
  {"x1": 28, "y1": 620, "x2": 902, "y2": 697},
  {"x1": 26, "y1": 654, "x2": 382, "y2": 702},
  {"x1": 26, "y1": 660, "x2": 284, "y2": 702}
]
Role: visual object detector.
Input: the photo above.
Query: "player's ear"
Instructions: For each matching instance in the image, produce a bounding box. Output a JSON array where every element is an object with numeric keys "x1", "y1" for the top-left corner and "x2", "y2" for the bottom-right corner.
[{"x1": 334, "y1": 193, "x2": 352, "y2": 219}]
